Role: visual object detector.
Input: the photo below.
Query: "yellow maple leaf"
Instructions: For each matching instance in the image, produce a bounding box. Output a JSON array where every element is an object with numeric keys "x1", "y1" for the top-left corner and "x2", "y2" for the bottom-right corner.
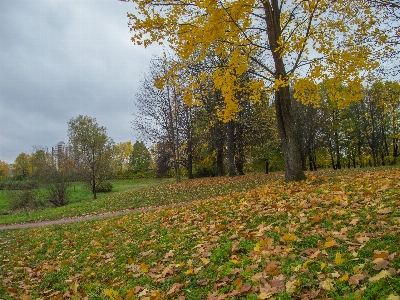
[
  {"x1": 104, "y1": 289, "x2": 122, "y2": 300},
  {"x1": 185, "y1": 268, "x2": 194, "y2": 275},
  {"x1": 335, "y1": 252, "x2": 345, "y2": 265},
  {"x1": 200, "y1": 257, "x2": 210, "y2": 265},
  {"x1": 282, "y1": 233, "x2": 297, "y2": 242},
  {"x1": 339, "y1": 272, "x2": 349, "y2": 282},
  {"x1": 320, "y1": 262, "x2": 326, "y2": 271},
  {"x1": 325, "y1": 240, "x2": 338, "y2": 248}
]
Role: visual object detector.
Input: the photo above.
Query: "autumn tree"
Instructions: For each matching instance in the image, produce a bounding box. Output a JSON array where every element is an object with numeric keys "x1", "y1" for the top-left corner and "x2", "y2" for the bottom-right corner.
[
  {"x1": 68, "y1": 115, "x2": 114, "y2": 199},
  {"x1": 129, "y1": 141, "x2": 152, "y2": 174},
  {"x1": 12, "y1": 153, "x2": 32, "y2": 180},
  {"x1": 112, "y1": 141, "x2": 133, "y2": 178},
  {"x1": 0, "y1": 160, "x2": 10, "y2": 179},
  {"x1": 126, "y1": 0, "x2": 395, "y2": 180},
  {"x1": 30, "y1": 148, "x2": 53, "y2": 182}
]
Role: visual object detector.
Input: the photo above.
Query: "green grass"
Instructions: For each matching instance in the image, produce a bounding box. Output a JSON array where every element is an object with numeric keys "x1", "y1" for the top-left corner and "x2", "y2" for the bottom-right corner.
[
  {"x1": 0, "y1": 174, "x2": 281, "y2": 225},
  {"x1": 0, "y1": 169, "x2": 399, "y2": 299}
]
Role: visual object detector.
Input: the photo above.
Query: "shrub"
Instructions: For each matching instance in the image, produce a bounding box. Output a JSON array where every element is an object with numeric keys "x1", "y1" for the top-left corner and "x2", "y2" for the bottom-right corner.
[
  {"x1": 96, "y1": 181, "x2": 113, "y2": 193},
  {"x1": 0, "y1": 180, "x2": 38, "y2": 191},
  {"x1": 46, "y1": 180, "x2": 71, "y2": 207},
  {"x1": 8, "y1": 189, "x2": 44, "y2": 211}
]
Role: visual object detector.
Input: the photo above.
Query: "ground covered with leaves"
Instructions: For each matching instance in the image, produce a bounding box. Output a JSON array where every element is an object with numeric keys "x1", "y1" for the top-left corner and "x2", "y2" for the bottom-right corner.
[{"x1": 0, "y1": 169, "x2": 399, "y2": 299}]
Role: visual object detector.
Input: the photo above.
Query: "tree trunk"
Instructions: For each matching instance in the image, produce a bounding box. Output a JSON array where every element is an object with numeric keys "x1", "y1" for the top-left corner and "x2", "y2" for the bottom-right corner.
[
  {"x1": 216, "y1": 147, "x2": 224, "y2": 176},
  {"x1": 235, "y1": 121, "x2": 245, "y2": 175},
  {"x1": 262, "y1": 0, "x2": 305, "y2": 181},
  {"x1": 92, "y1": 171, "x2": 97, "y2": 200},
  {"x1": 274, "y1": 88, "x2": 306, "y2": 181},
  {"x1": 393, "y1": 137, "x2": 399, "y2": 164},
  {"x1": 187, "y1": 140, "x2": 194, "y2": 179},
  {"x1": 227, "y1": 120, "x2": 236, "y2": 177}
]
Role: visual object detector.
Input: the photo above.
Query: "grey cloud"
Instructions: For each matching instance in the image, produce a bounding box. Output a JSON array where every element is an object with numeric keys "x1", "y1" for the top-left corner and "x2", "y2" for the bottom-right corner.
[{"x1": 0, "y1": 0, "x2": 163, "y2": 163}]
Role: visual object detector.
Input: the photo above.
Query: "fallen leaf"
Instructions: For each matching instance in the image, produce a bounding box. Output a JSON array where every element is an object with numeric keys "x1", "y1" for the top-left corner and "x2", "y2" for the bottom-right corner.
[
  {"x1": 335, "y1": 252, "x2": 345, "y2": 265},
  {"x1": 377, "y1": 207, "x2": 392, "y2": 214},
  {"x1": 373, "y1": 250, "x2": 389, "y2": 260},
  {"x1": 282, "y1": 233, "x2": 297, "y2": 242},
  {"x1": 239, "y1": 283, "x2": 252, "y2": 293},
  {"x1": 339, "y1": 272, "x2": 349, "y2": 282},
  {"x1": 372, "y1": 257, "x2": 390, "y2": 270},
  {"x1": 104, "y1": 289, "x2": 122, "y2": 300},
  {"x1": 369, "y1": 270, "x2": 390, "y2": 282},
  {"x1": 324, "y1": 240, "x2": 338, "y2": 248},
  {"x1": 258, "y1": 292, "x2": 272, "y2": 299},
  {"x1": 197, "y1": 279, "x2": 210, "y2": 286},
  {"x1": 349, "y1": 273, "x2": 365, "y2": 286},
  {"x1": 320, "y1": 278, "x2": 334, "y2": 291},
  {"x1": 185, "y1": 268, "x2": 194, "y2": 275},
  {"x1": 265, "y1": 261, "x2": 281, "y2": 275},
  {"x1": 166, "y1": 283, "x2": 183, "y2": 295},
  {"x1": 285, "y1": 279, "x2": 300, "y2": 293}
]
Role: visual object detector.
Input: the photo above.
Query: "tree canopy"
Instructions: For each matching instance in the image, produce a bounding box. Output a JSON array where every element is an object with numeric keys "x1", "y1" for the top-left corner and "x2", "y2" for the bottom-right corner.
[
  {"x1": 68, "y1": 115, "x2": 114, "y2": 199},
  {"x1": 126, "y1": 0, "x2": 397, "y2": 180}
]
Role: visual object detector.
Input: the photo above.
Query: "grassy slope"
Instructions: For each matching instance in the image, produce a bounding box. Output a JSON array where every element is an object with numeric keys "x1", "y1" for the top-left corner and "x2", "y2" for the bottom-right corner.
[
  {"x1": 0, "y1": 178, "x2": 176, "y2": 216},
  {"x1": 0, "y1": 174, "x2": 281, "y2": 225},
  {"x1": 0, "y1": 169, "x2": 399, "y2": 299}
]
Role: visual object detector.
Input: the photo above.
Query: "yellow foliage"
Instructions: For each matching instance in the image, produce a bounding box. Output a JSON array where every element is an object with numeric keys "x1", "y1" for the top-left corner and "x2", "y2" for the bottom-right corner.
[{"x1": 127, "y1": 0, "x2": 393, "y2": 119}]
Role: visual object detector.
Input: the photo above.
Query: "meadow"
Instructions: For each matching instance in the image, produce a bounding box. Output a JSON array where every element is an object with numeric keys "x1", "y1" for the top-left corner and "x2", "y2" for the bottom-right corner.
[{"x1": 0, "y1": 168, "x2": 399, "y2": 299}]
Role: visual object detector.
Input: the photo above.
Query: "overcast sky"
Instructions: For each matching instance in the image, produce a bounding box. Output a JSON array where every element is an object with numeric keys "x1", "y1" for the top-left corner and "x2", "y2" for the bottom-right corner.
[{"x1": 0, "y1": 0, "x2": 163, "y2": 164}]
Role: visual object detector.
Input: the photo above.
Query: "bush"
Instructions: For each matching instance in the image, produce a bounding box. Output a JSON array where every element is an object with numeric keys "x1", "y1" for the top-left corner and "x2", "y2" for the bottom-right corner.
[
  {"x1": 96, "y1": 181, "x2": 113, "y2": 193},
  {"x1": 44, "y1": 170, "x2": 72, "y2": 207},
  {"x1": 0, "y1": 180, "x2": 38, "y2": 191},
  {"x1": 8, "y1": 189, "x2": 45, "y2": 211},
  {"x1": 46, "y1": 182, "x2": 70, "y2": 207}
]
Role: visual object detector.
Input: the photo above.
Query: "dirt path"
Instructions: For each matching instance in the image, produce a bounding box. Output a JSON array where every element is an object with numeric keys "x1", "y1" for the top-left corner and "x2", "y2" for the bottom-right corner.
[{"x1": 0, "y1": 203, "x2": 182, "y2": 231}]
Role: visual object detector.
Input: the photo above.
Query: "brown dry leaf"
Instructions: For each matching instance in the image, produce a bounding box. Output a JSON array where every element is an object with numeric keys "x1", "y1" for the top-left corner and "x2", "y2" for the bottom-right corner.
[
  {"x1": 355, "y1": 234, "x2": 370, "y2": 244},
  {"x1": 265, "y1": 261, "x2": 281, "y2": 276},
  {"x1": 197, "y1": 279, "x2": 210, "y2": 286},
  {"x1": 348, "y1": 273, "x2": 365, "y2": 286},
  {"x1": 372, "y1": 258, "x2": 390, "y2": 270},
  {"x1": 269, "y1": 274, "x2": 284, "y2": 291},
  {"x1": 166, "y1": 283, "x2": 184, "y2": 295},
  {"x1": 161, "y1": 265, "x2": 174, "y2": 277},
  {"x1": 377, "y1": 207, "x2": 392, "y2": 214},
  {"x1": 233, "y1": 278, "x2": 243, "y2": 289},
  {"x1": 239, "y1": 284, "x2": 252, "y2": 293},
  {"x1": 163, "y1": 250, "x2": 174, "y2": 260},
  {"x1": 231, "y1": 242, "x2": 240, "y2": 253},
  {"x1": 373, "y1": 250, "x2": 389, "y2": 260},
  {"x1": 285, "y1": 279, "x2": 300, "y2": 293},
  {"x1": 141, "y1": 250, "x2": 156, "y2": 257},
  {"x1": 251, "y1": 272, "x2": 263, "y2": 282}
]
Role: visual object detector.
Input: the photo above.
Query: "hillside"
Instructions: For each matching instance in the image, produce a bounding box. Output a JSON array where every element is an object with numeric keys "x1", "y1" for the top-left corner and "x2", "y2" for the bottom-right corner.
[{"x1": 0, "y1": 169, "x2": 399, "y2": 299}]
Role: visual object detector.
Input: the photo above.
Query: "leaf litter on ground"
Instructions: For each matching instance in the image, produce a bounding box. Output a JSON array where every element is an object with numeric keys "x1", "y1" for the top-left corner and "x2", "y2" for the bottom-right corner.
[{"x1": 0, "y1": 168, "x2": 399, "y2": 299}]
